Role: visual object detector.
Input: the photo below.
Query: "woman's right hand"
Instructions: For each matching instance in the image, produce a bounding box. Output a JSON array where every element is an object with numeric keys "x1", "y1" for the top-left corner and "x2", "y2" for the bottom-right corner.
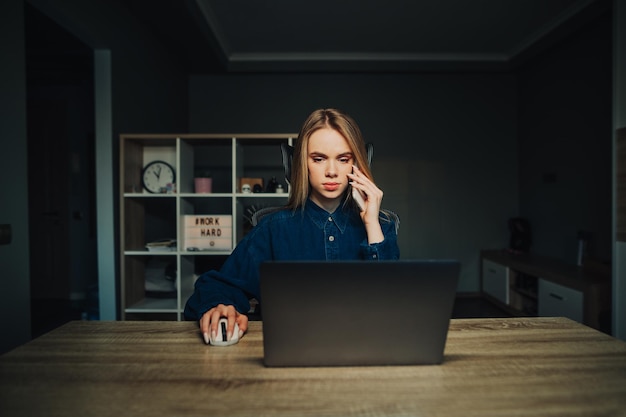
[
  {"x1": 199, "y1": 304, "x2": 248, "y2": 344},
  {"x1": 348, "y1": 165, "x2": 385, "y2": 244}
]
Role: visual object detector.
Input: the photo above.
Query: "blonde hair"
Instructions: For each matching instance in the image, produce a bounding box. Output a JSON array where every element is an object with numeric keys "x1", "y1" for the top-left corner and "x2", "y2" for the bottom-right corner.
[{"x1": 287, "y1": 108, "x2": 373, "y2": 210}]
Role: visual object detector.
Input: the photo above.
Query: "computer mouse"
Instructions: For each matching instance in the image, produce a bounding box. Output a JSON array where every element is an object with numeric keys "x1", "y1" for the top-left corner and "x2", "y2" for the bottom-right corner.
[{"x1": 205, "y1": 317, "x2": 240, "y2": 346}]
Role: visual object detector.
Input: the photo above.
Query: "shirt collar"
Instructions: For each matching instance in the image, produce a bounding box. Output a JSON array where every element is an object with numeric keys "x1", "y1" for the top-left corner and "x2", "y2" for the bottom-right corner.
[{"x1": 305, "y1": 198, "x2": 350, "y2": 233}]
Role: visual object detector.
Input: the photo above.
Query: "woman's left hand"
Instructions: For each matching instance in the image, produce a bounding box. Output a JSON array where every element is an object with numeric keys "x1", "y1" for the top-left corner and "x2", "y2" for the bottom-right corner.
[{"x1": 348, "y1": 165, "x2": 385, "y2": 243}]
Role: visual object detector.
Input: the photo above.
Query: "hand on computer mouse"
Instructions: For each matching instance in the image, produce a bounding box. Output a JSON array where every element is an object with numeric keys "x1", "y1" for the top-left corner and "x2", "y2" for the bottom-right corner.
[
  {"x1": 205, "y1": 317, "x2": 240, "y2": 346},
  {"x1": 200, "y1": 305, "x2": 247, "y2": 346}
]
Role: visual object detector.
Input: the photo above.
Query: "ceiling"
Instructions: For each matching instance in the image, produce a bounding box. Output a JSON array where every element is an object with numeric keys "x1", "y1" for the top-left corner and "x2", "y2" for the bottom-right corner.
[{"x1": 131, "y1": 0, "x2": 609, "y2": 73}]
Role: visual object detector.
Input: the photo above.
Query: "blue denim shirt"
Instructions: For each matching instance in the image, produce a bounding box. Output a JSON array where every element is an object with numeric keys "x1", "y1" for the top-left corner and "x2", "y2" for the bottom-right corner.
[{"x1": 184, "y1": 199, "x2": 400, "y2": 320}]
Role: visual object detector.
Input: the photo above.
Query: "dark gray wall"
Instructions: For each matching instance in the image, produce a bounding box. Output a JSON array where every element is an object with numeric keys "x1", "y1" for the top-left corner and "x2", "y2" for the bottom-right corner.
[
  {"x1": 26, "y1": 0, "x2": 191, "y2": 320},
  {"x1": 189, "y1": 73, "x2": 519, "y2": 291},
  {"x1": 27, "y1": 0, "x2": 190, "y2": 134},
  {"x1": 0, "y1": 0, "x2": 190, "y2": 351},
  {"x1": 518, "y1": 11, "x2": 612, "y2": 265},
  {"x1": 614, "y1": 0, "x2": 626, "y2": 341},
  {"x1": 0, "y1": 0, "x2": 31, "y2": 354},
  {"x1": 188, "y1": 9, "x2": 612, "y2": 290}
]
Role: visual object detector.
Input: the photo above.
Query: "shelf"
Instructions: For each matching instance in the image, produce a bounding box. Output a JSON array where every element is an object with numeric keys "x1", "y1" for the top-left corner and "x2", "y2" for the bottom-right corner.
[
  {"x1": 509, "y1": 287, "x2": 537, "y2": 300},
  {"x1": 125, "y1": 297, "x2": 178, "y2": 313},
  {"x1": 123, "y1": 193, "x2": 177, "y2": 197},
  {"x1": 124, "y1": 250, "x2": 176, "y2": 255},
  {"x1": 177, "y1": 193, "x2": 233, "y2": 198},
  {"x1": 119, "y1": 133, "x2": 295, "y2": 321},
  {"x1": 235, "y1": 193, "x2": 289, "y2": 198},
  {"x1": 123, "y1": 250, "x2": 233, "y2": 256},
  {"x1": 181, "y1": 250, "x2": 233, "y2": 256}
]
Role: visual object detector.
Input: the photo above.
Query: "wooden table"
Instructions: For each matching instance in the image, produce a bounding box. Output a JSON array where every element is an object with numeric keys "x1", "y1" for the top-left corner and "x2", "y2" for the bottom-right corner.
[{"x1": 1, "y1": 318, "x2": 625, "y2": 417}]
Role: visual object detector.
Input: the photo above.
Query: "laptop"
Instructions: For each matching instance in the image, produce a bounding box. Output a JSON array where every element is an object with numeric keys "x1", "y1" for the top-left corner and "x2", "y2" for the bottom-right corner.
[{"x1": 259, "y1": 260, "x2": 460, "y2": 367}]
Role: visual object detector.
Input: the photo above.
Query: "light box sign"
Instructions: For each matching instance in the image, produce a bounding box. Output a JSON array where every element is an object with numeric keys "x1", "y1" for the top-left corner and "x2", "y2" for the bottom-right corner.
[{"x1": 183, "y1": 215, "x2": 232, "y2": 251}]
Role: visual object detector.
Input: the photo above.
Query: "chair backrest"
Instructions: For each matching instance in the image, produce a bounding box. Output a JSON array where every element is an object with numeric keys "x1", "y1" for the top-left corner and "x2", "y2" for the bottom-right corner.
[{"x1": 251, "y1": 206, "x2": 285, "y2": 227}]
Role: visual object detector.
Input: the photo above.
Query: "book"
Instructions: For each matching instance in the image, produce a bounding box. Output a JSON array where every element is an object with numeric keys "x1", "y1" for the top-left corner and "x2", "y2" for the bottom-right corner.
[{"x1": 145, "y1": 239, "x2": 176, "y2": 252}]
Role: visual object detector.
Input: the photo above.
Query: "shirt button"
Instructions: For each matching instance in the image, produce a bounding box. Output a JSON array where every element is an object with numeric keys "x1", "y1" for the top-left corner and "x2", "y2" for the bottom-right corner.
[
  {"x1": 328, "y1": 217, "x2": 333, "y2": 222},
  {"x1": 372, "y1": 254, "x2": 378, "y2": 259},
  {"x1": 328, "y1": 236, "x2": 335, "y2": 242}
]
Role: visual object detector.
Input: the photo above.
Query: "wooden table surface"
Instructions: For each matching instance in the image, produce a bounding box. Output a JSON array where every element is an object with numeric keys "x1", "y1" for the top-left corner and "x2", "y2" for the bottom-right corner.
[{"x1": 1, "y1": 318, "x2": 625, "y2": 417}]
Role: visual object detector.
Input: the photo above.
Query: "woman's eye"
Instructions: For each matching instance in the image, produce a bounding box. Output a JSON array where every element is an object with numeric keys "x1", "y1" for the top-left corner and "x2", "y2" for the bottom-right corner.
[
  {"x1": 312, "y1": 157, "x2": 324, "y2": 163},
  {"x1": 339, "y1": 157, "x2": 351, "y2": 163}
]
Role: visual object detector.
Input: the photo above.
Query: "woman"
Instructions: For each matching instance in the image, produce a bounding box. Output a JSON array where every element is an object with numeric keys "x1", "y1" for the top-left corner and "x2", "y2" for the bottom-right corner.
[{"x1": 184, "y1": 108, "x2": 400, "y2": 343}]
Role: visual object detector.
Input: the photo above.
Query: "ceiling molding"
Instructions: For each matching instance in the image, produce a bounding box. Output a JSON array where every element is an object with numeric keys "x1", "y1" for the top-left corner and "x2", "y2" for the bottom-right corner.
[
  {"x1": 185, "y1": 0, "x2": 610, "y2": 73},
  {"x1": 228, "y1": 52, "x2": 510, "y2": 63},
  {"x1": 226, "y1": 52, "x2": 512, "y2": 73}
]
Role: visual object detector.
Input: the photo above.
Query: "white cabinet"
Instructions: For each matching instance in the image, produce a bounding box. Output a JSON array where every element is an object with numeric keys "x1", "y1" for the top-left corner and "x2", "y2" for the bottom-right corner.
[
  {"x1": 482, "y1": 259, "x2": 509, "y2": 304},
  {"x1": 538, "y1": 279, "x2": 583, "y2": 323},
  {"x1": 481, "y1": 250, "x2": 610, "y2": 331},
  {"x1": 119, "y1": 134, "x2": 295, "y2": 320}
]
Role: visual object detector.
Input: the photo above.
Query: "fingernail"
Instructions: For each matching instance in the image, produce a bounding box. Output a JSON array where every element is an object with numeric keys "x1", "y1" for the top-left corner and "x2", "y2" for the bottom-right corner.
[
  {"x1": 203, "y1": 332, "x2": 210, "y2": 344},
  {"x1": 238, "y1": 329, "x2": 244, "y2": 339},
  {"x1": 227, "y1": 331, "x2": 233, "y2": 341},
  {"x1": 211, "y1": 330, "x2": 217, "y2": 341}
]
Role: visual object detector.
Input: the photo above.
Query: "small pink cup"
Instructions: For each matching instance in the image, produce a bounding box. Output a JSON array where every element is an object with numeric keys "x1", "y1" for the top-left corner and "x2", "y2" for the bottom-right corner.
[{"x1": 194, "y1": 178, "x2": 212, "y2": 193}]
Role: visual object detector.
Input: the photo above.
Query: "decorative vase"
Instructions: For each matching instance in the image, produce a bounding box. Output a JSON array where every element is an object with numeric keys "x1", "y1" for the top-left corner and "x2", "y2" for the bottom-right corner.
[{"x1": 194, "y1": 178, "x2": 212, "y2": 193}]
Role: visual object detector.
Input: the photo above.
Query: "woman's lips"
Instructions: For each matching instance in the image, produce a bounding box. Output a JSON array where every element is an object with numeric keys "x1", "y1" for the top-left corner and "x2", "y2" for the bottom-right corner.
[{"x1": 323, "y1": 182, "x2": 340, "y2": 191}]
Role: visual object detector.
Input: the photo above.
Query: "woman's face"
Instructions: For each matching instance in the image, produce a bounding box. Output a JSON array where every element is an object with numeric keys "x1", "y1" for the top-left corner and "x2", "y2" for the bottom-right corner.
[{"x1": 307, "y1": 128, "x2": 354, "y2": 212}]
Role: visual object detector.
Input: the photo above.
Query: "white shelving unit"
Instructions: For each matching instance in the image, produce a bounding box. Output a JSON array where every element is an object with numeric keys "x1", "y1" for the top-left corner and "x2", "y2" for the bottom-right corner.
[{"x1": 119, "y1": 134, "x2": 295, "y2": 320}]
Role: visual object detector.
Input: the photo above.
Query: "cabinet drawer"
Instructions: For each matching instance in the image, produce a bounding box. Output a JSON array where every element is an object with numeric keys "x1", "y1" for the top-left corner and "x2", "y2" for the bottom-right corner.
[
  {"x1": 538, "y1": 279, "x2": 583, "y2": 323},
  {"x1": 482, "y1": 259, "x2": 509, "y2": 304}
]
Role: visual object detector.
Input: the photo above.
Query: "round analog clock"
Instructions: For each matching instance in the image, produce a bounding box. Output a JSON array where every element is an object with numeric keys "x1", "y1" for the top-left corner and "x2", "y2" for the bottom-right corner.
[{"x1": 142, "y1": 160, "x2": 176, "y2": 193}]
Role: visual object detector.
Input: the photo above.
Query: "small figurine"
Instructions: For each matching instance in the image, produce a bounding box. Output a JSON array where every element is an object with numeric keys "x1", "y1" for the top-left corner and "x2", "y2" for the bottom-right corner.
[{"x1": 266, "y1": 176, "x2": 278, "y2": 193}]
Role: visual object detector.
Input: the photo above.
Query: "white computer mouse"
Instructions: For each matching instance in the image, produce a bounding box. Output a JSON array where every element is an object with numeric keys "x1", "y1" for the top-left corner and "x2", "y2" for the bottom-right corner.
[{"x1": 206, "y1": 317, "x2": 240, "y2": 346}]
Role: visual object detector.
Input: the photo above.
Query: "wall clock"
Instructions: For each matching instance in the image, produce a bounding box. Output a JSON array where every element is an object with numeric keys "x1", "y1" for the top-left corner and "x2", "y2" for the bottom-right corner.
[{"x1": 142, "y1": 160, "x2": 176, "y2": 193}]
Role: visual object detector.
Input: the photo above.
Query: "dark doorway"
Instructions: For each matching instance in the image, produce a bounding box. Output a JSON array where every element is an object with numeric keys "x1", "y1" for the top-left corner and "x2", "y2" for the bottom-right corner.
[{"x1": 25, "y1": 4, "x2": 98, "y2": 337}]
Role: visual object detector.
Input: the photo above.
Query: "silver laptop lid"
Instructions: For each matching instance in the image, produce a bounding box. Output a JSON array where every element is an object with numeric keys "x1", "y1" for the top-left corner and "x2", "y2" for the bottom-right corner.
[{"x1": 260, "y1": 260, "x2": 460, "y2": 367}]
